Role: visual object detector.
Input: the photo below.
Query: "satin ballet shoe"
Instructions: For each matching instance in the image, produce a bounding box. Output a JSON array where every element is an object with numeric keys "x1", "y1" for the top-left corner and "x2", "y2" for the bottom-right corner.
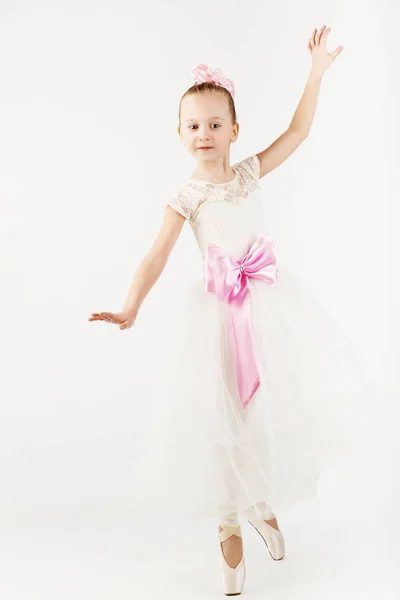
[
  {"x1": 248, "y1": 519, "x2": 286, "y2": 560},
  {"x1": 218, "y1": 524, "x2": 246, "y2": 596}
]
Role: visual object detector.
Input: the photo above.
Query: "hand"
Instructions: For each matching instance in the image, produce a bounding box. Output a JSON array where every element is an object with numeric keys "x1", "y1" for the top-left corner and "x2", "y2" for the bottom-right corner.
[
  {"x1": 88, "y1": 310, "x2": 137, "y2": 330},
  {"x1": 308, "y1": 25, "x2": 343, "y2": 77}
]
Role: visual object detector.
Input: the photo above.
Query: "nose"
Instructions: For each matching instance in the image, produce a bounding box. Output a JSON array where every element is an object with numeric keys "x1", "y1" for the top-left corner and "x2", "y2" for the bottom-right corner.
[{"x1": 197, "y1": 127, "x2": 210, "y2": 141}]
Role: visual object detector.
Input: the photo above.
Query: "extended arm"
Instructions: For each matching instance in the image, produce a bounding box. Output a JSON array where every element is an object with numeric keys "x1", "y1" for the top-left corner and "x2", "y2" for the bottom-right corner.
[
  {"x1": 256, "y1": 25, "x2": 343, "y2": 178},
  {"x1": 121, "y1": 207, "x2": 186, "y2": 316},
  {"x1": 256, "y1": 71, "x2": 321, "y2": 178},
  {"x1": 88, "y1": 206, "x2": 186, "y2": 329}
]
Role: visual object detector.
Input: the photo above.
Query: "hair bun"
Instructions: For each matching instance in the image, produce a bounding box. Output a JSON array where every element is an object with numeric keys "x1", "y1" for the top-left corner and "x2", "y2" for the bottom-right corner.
[{"x1": 190, "y1": 63, "x2": 235, "y2": 98}]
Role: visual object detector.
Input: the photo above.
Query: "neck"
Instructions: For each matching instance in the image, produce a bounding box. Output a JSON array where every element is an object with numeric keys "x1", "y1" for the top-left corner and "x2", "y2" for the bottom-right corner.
[{"x1": 191, "y1": 158, "x2": 235, "y2": 183}]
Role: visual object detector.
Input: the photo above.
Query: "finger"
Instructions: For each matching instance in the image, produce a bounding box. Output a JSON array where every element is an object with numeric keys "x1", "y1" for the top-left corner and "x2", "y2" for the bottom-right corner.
[
  {"x1": 97, "y1": 312, "x2": 114, "y2": 321},
  {"x1": 330, "y1": 46, "x2": 344, "y2": 60},
  {"x1": 313, "y1": 27, "x2": 319, "y2": 44},
  {"x1": 320, "y1": 27, "x2": 330, "y2": 47},
  {"x1": 316, "y1": 25, "x2": 326, "y2": 45},
  {"x1": 308, "y1": 40, "x2": 313, "y2": 53},
  {"x1": 310, "y1": 28, "x2": 317, "y2": 47}
]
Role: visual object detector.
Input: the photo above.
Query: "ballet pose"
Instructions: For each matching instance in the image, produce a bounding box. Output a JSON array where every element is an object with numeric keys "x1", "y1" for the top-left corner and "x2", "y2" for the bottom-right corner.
[{"x1": 89, "y1": 25, "x2": 347, "y2": 596}]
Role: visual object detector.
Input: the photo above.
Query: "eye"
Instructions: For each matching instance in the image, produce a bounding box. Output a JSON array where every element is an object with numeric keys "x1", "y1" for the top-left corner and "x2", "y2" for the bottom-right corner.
[{"x1": 188, "y1": 123, "x2": 221, "y2": 130}]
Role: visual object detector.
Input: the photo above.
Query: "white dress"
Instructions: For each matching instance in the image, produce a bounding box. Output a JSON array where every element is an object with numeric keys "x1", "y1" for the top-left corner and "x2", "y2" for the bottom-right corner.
[{"x1": 137, "y1": 155, "x2": 377, "y2": 525}]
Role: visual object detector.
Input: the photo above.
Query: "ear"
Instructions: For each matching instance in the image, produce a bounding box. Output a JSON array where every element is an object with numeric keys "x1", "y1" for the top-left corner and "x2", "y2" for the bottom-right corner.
[{"x1": 231, "y1": 122, "x2": 239, "y2": 141}]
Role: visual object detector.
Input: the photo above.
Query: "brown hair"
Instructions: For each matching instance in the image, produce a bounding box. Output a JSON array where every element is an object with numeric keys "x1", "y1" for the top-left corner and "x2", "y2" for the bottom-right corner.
[{"x1": 178, "y1": 82, "x2": 237, "y2": 127}]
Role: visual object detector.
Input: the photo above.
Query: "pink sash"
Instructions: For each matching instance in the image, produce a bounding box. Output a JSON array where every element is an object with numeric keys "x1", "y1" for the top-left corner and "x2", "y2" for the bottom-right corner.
[{"x1": 204, "y1": 236, "x2": 278, "y2": 409}]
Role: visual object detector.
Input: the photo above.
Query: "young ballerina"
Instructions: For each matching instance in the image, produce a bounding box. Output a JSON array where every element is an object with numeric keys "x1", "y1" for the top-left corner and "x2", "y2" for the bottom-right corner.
[{"x1": 89, "y1": 27, "x2": 375, "y2": 597}]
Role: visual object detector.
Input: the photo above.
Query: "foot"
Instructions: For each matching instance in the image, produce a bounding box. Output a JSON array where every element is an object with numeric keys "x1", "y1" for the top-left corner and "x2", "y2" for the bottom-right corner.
[
  {"x1": 264, "y1": 516, "x2": 280, "y2": 531},
  {"x1": 219, "y1": 526, "x2": 243, "y2": 569}
]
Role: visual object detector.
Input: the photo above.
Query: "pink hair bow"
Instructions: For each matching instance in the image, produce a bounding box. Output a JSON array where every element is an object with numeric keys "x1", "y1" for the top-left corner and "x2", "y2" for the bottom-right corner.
[
  {"x1": 205, "y1": 236, "x2": 278, "y2": 409},
  {"x1": 190, "y1": 63, "x2": 235, "y2": 98}
]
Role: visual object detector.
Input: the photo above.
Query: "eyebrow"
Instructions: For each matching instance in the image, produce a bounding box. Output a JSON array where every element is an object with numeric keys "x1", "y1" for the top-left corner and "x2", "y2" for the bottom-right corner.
[{"x1": 184, "y1": 116, "x2": 226, "y2": 122}]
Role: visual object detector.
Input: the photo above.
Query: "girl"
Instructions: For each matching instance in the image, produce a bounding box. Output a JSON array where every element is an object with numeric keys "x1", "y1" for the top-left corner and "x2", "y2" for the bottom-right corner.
[{"x1": 89, "y1": 27, "x2": 372, "y2": 596}]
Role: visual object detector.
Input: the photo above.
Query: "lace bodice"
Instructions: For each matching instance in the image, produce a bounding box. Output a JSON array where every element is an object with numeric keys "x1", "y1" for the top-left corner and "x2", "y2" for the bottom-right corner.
[{"x1": 165, "y1": 155, "x2": 270, "y2": 265}]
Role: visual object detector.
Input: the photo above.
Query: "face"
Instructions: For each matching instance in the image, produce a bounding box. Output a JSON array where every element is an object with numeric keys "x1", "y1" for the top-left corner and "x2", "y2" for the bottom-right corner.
[{"x1": 178, "y1": 93, "x2": 239, "y2": 160}]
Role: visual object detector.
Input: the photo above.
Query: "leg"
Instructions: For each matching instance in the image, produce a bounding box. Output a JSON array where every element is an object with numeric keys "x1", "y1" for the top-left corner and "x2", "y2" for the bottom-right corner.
[
  {"x1": 218, "y1": 510, "x2": 243, "y2": 569},
  {"x1": 264, "y1": 515, "x2": 280, "y2": 531},
  {"x1": 248, "y1": 501, "x2": 281, "y2": 531},
  {"x1": 246, "y1": 501, "x2": 286, "y2": 560},
  {"x1": 219, "y1": 509, "x2": 240, "y2": 527}
]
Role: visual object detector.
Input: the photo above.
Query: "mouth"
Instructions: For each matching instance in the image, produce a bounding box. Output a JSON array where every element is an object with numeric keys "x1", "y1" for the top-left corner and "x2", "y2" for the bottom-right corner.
[{"x1": 198, "y1": 147, "x2": 213, "y2": 150}]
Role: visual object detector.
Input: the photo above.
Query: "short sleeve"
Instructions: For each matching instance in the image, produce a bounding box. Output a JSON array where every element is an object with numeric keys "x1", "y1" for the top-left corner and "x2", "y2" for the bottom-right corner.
[
  {"x1": 163, "y1": 187, "x2": 193, "y2": 220},
  {"x1": 233, "y1": 154, "x2": 260, "y2": 182}
]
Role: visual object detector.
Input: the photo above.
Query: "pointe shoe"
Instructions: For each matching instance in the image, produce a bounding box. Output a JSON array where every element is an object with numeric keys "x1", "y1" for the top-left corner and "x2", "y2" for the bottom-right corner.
[
  {"x1": 218, "y1": 524, "x2": 246, "y2": 596},
  {"x1": 248, "y1": 519, "x2": 286, "y2": 560}
]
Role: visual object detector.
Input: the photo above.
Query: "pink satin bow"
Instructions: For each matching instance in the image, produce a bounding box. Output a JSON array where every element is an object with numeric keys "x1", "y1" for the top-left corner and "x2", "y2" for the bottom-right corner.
[
  {"x1": 190, "y1": 63, "x2": 235, "y2": 98},
  {"x1": 205, "y1": 236, "x2": 278, "y2": 409}
]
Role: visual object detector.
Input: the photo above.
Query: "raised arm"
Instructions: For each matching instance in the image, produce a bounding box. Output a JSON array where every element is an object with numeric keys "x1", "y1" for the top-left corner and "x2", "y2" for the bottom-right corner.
[
  {"x1": 88, "y1": 206, "x2": 186, "y2": 330},
  {"x1": 256, "y1": 24, "x2": 343, "y2": 178}
]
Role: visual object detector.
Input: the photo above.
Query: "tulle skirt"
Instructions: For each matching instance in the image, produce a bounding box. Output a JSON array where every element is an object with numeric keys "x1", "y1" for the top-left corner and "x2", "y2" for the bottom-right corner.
[{"x1": 137, "y1": 263, "x2": 378, "y2": 523}]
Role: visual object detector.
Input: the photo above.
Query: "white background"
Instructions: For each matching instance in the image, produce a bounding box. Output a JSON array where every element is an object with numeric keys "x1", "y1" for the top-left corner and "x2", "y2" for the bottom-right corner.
[{"x1": 0, "y1": 0, "x2": 399, "y2": 598}]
